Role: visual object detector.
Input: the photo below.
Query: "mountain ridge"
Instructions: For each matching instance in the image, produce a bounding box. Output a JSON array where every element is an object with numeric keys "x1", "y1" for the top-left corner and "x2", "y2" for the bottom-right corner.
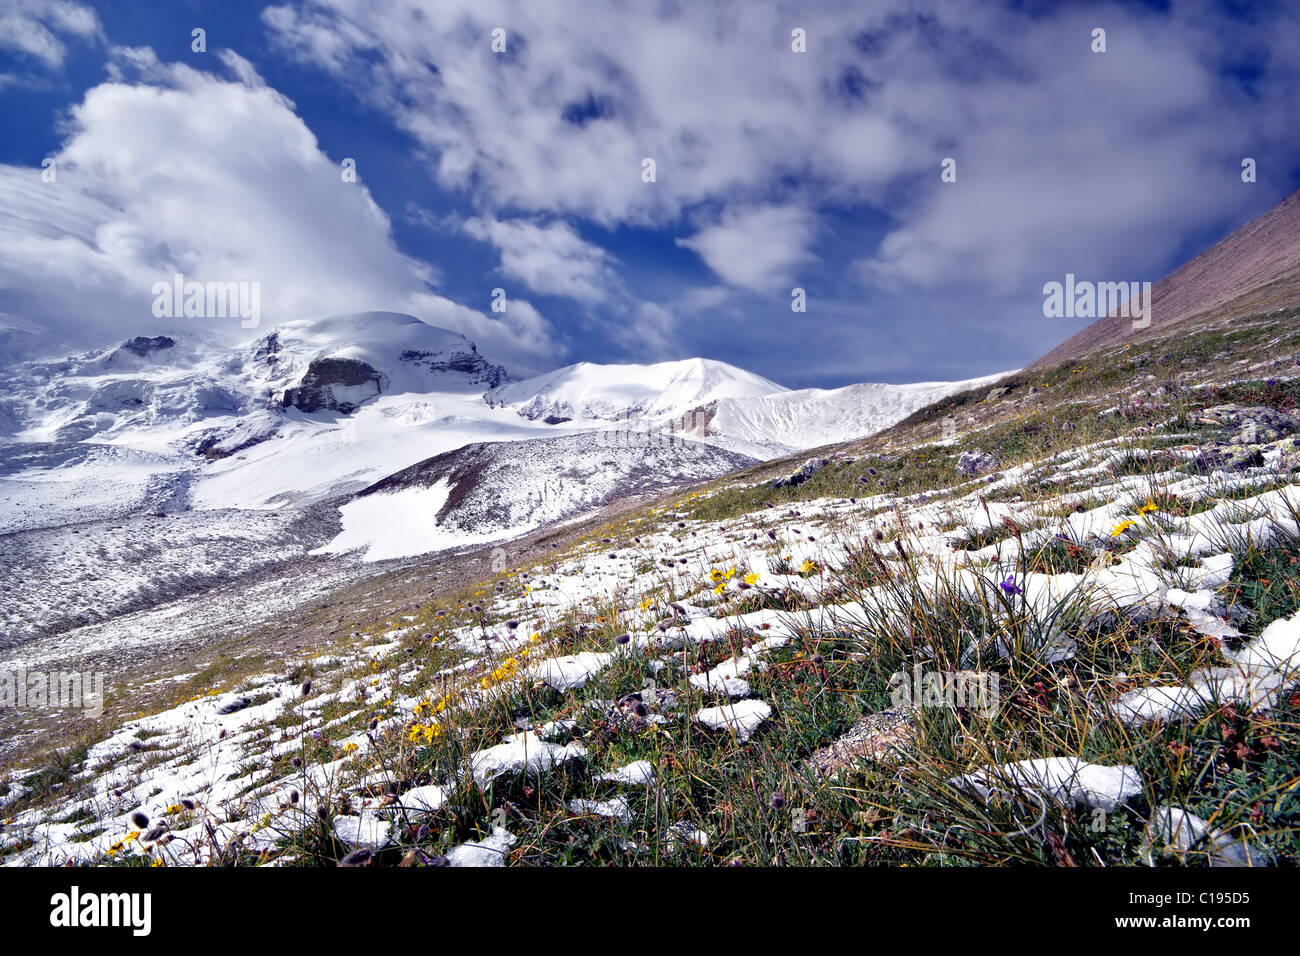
[{"x1": 1034, "y1": 188, "x2": 1300, "y2": 367}]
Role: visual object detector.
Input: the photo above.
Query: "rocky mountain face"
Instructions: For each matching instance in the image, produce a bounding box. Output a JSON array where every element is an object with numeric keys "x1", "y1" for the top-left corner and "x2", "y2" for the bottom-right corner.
[
  {"x1": 484, "y1": 358, "x2": 784, "y2": 425},
  {"x1": 353, "y1": 430, "x2": 758, "y2": 547},
  {"x1": 252, "y1": 311, "x2": 509, "y2": 414},
  {"x1": 1035, "y1": 188, "x2": 1300, "y2": 367},
  {"x1": 281, "y1": 357, "x2": 384, "y2": 413}
]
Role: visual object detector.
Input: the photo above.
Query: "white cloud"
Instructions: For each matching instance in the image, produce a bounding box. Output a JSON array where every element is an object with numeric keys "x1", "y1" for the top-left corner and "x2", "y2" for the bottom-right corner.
[
  {"x1": 675, "y1": 285, "x2": 731, "y2": 313},
  {"x1": 459, "y1": 214, "x2": 683, "y2": 354},
  {"x1": 263, "y1": 0, "x2": 1300, "y2": 300},
  {"x1": 677, "y1": 205, "x2": 818, "y2": 293},
  {"x1": 262, "y1": 0, "x2": 916, "y2": 228},
  {"x1": 462, "y1": 217, "x2": 621, "y2": 305},
  {"x1": 852, "y1": 5, "x2": 1299, "y2": 290},
  {"x1": 0, "y1": 0, "x2": 100, "y2": 69},
  {"x1": 0, "y1": 47, "x2": 563, "y2": 374},
  {"x1": 630, "y1": 301, "x2": 679, "y2": 358}
]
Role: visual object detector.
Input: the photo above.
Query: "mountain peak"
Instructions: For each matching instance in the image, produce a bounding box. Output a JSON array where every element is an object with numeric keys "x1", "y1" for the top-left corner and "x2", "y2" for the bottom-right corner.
[
  {"x1": 249, "y1": 311, "x2": 508, "y2": 412},
  {"x1": 483, "y1": 356, "x2": 784, "y2": 425}
]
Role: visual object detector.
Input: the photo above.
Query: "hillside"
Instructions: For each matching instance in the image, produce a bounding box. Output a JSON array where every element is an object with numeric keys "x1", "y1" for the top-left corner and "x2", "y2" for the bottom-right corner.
[{"x1": 1035, "y1": 189, "x2": 1300, "y2": 367}]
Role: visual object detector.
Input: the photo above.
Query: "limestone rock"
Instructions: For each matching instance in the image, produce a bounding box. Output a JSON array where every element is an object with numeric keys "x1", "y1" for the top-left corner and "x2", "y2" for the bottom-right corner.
[
  {"x1": 952, "y1": 756, "x2": 1144, "y2": 813},
  {"x1": 1145, "y1": 807, "x2": 1269, "y2": 867}
]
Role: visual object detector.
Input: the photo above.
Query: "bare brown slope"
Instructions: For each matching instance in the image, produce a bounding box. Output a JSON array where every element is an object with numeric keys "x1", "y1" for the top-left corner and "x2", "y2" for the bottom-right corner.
[{"x1": 1032, "y1": 188, "x2": 1300, "y2": 367}]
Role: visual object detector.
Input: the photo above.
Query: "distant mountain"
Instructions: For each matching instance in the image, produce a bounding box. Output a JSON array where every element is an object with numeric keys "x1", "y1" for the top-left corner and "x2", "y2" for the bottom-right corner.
[
  {"x1": 700, "y1": 374, "x2": 1013, "y2": 456},
  {"x1": 0, "y1": 312, "x2": 46, "y2": 365},
  {"x1": 487, "y1": 358, "x2": 1003, "y2": 455},
  {"x1": 485, "y1": 358, "x2": 784, "y2": 424},
  {"x1": 0, "y1": 307, "x2": 1009, "y2": 641},
  {"x1": 251, "y1": 311, "x2": 508, "y2": 414},
  {"x1": 1034, "y1": 189, "x2": 1300, "y2": 367},
  {"x1": 0, "y1": 312, "x2": 539, "y2": 534},
  {"x1": 488, "y1": 357, "x2": 1009, "y2": 457}
]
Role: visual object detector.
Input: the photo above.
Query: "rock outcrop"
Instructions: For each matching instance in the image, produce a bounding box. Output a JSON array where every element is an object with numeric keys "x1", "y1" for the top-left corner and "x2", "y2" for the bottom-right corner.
[{"x1": 281, "y1": 356, "x2": 383, "y2": 413}]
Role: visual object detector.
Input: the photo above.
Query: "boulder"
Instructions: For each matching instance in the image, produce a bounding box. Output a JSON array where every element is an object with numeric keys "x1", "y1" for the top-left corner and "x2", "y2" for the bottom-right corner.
[
  {"x1": 952, "y1": 756, "x2": 1144, "y2": 813},
  {"x1": 1144, "y1": 807, "x2": 1269, "y2": 867},
  {"x1": 771, "y1": 456, "x2": 830, "y2": 489},
  {"x1": 806, "y1": 709, "x2": 916, "y2": 776},
  {"x1": 957, "y1": 450, "x2": 998, "y2": 476}
]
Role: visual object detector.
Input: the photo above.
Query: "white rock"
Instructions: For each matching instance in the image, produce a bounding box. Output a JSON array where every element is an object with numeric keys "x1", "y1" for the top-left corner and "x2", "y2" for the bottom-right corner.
[
  {"x1": 1145, "y1": 807, "x2": 1269, "y2": 867},
  {"x1": 598, "y1": 760, "x2": 655, "y2": 787},
  {"x1": 446, "y1": 826, "x2": 517, "y2": 867},
  {"x1": 332, "y1": 813, "x2": 391, "y2": 849},
  {"x1": 468, "y1": 732, "x2": 587, "y2": 787},
  {"x1": 953, "y1": 756, "x2": 1144, "y2": 813},
  {"x1": 693, "y1": 699, "x2": 772, "y2": 741},
  {"x1": 568, "y1": 795, "x2": 632, "y2": 824}
]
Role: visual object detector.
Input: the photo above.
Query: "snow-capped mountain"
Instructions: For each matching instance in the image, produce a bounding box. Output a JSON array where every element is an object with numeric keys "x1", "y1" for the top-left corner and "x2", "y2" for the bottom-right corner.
[
  {"x1": 253, "y1": 312, "x2": 508, "y2": 414},
  {"x1": 703, "y1": 375, "x2": 1013, "y2": 456},
  {"x1": 2, "y1": 313, "x2": 1003, "y2": 530},
  {"x1": 484, "y1": 358, "x2": 784, "y2": 424},
  {"x1": 488, "y1": 357, "x2": 1008, "y2": 457},
  {"x1": 0, "y1": 309, "x2": 1007, "y2": 642},
  {"x1": 0, "y1": 312, "x2": 525, "y2": 525}
]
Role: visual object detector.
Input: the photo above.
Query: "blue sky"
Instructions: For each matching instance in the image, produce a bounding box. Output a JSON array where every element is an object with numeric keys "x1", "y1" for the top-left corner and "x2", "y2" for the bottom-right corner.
[{"x1": 2, "y1": 0, "x2": 1299, "y2": 387}]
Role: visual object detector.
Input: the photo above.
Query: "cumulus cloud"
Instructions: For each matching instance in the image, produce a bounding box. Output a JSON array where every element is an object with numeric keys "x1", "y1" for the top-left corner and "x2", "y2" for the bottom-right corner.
[
  {"x1": 0, "y1": 47, "x2": 563, "y2": 373},
  {"x1": 853, "y1": 5, "x2": 1300, "y2": 291},
  {"x1": 262, "y1": 0, "x2": 909, "y2": 230}
]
